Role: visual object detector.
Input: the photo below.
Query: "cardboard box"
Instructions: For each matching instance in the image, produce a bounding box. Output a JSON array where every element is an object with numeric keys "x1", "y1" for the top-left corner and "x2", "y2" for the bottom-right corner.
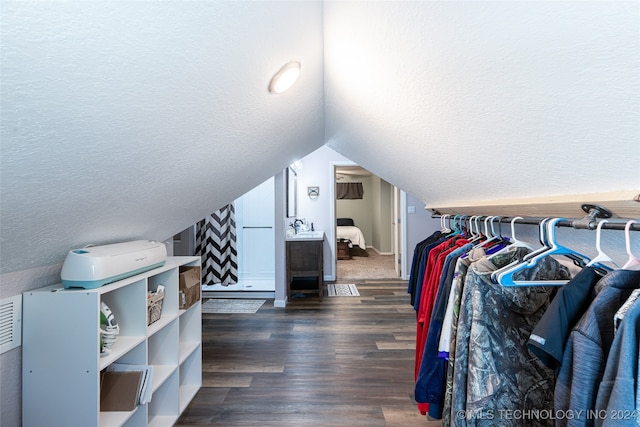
[
  {"x1": 179, "y1": 266, "x2": 201, "y2": 310},
  {"x1": 100, "y1": 371, "x2": 142, "y2": 411}
]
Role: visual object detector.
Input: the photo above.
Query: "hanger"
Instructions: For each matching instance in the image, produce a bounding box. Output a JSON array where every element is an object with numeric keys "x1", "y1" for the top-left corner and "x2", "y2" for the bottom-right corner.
[
  {"x1": 490, "y1": 217, "x2": 549, "y2": 283},
  {"x1": 493, "y1": 216, "x2": 506, "y2": 241},
  {"x1": 585, "y1": 220, "x2": 619, "y2": 270},
  {"x1": 487, "y1": 216, "x2": 533, "y2": 261},
  {"x1": 622, "y1": 219, "x2": 640, "y2": 270},
  {"x1": 480, "y1": 216, "x2": 497, "y2": 244},
  {"x1": 497, "y1": 218, "x2": 591, "y2": 287},
  {"x1": 472, "y1": 216, "x2": 485, "y2": 242},
  {"x1": 470, "y1": 216, "x2": 492, "y2": 247},
  {"x1": 456, "y1": 215, "x2": 468, "y2": 236},
  {"x1": 481, "y1": 216, "x2": 505, "y2": 248},
  {"x1": 508, "y1": 216, "x2": 534, "y2": 250},
  {"x1": 440, "y1": 214, "x2": 451, "y2": 233},
  {"x1": 465, "y1": 215, "x2": 478, "y2": 241},
  {"x1": 446, "y1": 215, "x2": 461, "y2": 237},
  {"x1": 459, "y1": 215, "x2": 484, "y2": 259},
  {"x1": 469, "y1": 216, "x2": 497, "y2": 250}
]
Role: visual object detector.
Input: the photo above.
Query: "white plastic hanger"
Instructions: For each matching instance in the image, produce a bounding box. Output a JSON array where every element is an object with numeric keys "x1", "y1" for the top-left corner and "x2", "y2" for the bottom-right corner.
[
  {"x1": 491, "y1": 218, "x2": 550, "y2": 283},
  {"x1": 487, "y1": 217, "x2": 533, "y2": 262},
  {"x1": 585, "y1": 220, "x2": 619, "y2": 269},
  {"x1": 470, "y1": 216, "x2": 494, "y2": 248},
  {"x1": 497, "y1": 218, "x2": 591, "y2": 287},
  {"x1": 622, "y1": 219, "x2": 640, "y2": 270},
  {"x1": 472, "y1": 215, "x2": 484, "y2": 241},
  {"x1": 476, "y1": 216, "x2": 506, "y2": 251},
  {"x1": 440, "y1": 214, "x2": 451, "y2": 233},
  {"x1": 517, "y1": 217, "x2": 553, "y2": 263},
  {"x1": 459, "y1": 216, "x2": 483, "y2": 259},
  {"x1": 479, "y1": 216, "x2": 501, "y2": 248},
  {"x1": 509, "y1": 216, "x2": 534, "y2": 250}
]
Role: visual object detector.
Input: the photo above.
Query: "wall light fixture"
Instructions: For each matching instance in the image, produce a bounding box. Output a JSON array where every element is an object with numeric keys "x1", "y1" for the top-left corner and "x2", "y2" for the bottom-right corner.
[{"x1": 269, "y1": 61, "x2": 301, "y2": 94}]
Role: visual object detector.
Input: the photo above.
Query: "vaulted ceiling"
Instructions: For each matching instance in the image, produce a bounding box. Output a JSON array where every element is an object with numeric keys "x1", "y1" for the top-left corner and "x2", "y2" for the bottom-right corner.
[{"x1": 1, "y1": 1, "x2": 638, "y2": 274}]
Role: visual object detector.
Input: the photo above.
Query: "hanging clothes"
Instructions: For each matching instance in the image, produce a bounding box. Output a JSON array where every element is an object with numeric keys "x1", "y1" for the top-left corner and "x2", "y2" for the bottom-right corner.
[
  {"x1": 415, "y1": 242, "x2": 472, "y2": 418},
  {"x1": 407, "y1": 230, "x2": 445, "y2": 306},
  {"x1": 527, "y1": 267, "x2": 603, "y2": 373},
  {"x1": 554, "y1": 269, "x2": 640, "y2": 427},
  {"x1": 594, "y1": 296, "x2": 640, "y2": 427},
  {"x1": 415, "y1": 235, "x2": 470, "y2": 383},
  {"x1": 195, "y1": 203, "x2": 238, "y2": 286},
  {"x1": 409, "y1": 216, "x2": 640, "y2": 427},
  {"x1": 450, "y1": 246, "x2": 570, "y2": 427},
  {"x1": 441, "y1": 255, "x2": 472, "y2": 427}
]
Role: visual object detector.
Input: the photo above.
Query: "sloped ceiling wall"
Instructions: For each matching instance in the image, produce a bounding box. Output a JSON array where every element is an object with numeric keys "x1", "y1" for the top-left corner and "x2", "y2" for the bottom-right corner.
[
  {"x1": 0, "y1": 1, "x2": 324, "y2": 274},
  {"x1": 1, "y1": 1, "x2": 639, "y2": 276},
  {"x1": 324, "y1": 1, "x2": 640, "y2": 207}
]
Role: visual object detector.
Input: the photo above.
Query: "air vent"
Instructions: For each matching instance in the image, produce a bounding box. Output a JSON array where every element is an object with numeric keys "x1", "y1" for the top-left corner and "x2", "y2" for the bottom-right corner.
[{"x1": 0, "y1": 294, "x2": 22, "y2": 354}]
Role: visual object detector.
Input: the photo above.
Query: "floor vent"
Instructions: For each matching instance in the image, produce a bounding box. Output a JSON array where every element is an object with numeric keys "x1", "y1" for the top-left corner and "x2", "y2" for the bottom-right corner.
[{"x1": 0, "y1": 294, "x2": 22, "y2": 354}]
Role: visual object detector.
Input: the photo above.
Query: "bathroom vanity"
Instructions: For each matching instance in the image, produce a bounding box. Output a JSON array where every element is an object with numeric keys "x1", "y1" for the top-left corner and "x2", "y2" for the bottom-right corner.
[{"x1": 286, "y1": 231, "x2": 324, "y2": 301}]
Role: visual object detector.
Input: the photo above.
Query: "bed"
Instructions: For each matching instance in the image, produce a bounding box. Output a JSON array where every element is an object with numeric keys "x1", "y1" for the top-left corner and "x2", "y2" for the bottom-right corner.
[{"x1": 336, "y1": 218, "x2": 366, "y2": 249}]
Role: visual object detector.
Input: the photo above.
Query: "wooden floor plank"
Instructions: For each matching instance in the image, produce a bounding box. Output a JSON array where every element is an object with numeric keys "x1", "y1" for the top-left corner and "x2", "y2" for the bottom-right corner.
[{"x1": 177, "y1": 281, "x2": 441, "y2": 426}]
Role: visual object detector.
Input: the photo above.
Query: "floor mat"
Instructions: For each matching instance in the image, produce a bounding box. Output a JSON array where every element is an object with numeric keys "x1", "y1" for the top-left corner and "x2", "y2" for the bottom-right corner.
[
  {"x1": 327, "y1": 283, "x2": 360, "y2": 297},
  {"x1": 201, "y1": 299, "x2": 265, "y2": 313}
]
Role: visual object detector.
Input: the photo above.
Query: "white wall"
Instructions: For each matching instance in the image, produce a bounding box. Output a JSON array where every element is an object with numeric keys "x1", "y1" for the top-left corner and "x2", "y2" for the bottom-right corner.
[{"x1": 292, "y1": 145, "x2": 352, "y2": 280}]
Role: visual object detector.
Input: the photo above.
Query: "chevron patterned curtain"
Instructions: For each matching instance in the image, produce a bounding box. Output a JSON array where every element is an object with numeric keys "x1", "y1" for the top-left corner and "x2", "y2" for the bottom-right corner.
[{"x1": 195, "y1": 204, "x2": 238, "y2": 286}]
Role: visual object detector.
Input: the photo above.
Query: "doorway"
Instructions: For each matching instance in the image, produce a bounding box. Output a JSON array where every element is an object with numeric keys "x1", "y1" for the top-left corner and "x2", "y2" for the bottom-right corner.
[
  {"x1": 330, "y1": 162, "x2": 406, "y2": 281},
  {"x1": 176, "y1": 177, "x2": 276, "y2": 297}
]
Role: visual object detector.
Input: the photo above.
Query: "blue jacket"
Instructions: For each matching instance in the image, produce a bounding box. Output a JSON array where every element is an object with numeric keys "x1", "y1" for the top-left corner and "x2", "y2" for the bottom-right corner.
[
  {"x1": 595, "y1": 295, "x2": 640, "y2": 427},
  {"x1": 555, "y1": 269, "x2": 640, "y2": 427}
]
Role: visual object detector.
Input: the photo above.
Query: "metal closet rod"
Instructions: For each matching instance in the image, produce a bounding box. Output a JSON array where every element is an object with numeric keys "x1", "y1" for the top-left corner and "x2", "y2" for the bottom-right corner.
[{"x1": 431, "y1": 214, "x2": 640, "y2": 232}]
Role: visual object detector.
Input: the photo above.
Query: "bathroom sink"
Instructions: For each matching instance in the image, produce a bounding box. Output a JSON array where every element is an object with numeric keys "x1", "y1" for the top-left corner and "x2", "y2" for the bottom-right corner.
[{"x1": 287, "y1": 230, "x2": 324, "y2": 241}]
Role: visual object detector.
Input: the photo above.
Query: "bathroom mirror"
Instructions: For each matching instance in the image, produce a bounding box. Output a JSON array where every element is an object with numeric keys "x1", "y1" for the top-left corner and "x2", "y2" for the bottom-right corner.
[{"x1": 286, "y1": 167, "x2": 297, "y2": 218}]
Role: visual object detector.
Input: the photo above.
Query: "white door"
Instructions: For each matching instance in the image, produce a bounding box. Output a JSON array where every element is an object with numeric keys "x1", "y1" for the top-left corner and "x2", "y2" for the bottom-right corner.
[{"x1": 235, "y1": 177, "x2": 275, "y2": 290}]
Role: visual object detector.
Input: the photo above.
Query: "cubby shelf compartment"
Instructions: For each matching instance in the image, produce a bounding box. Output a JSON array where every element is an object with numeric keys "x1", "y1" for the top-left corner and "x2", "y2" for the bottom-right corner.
[{"x1": 22, "y1": 256, "x2": 202, "y2": 427}]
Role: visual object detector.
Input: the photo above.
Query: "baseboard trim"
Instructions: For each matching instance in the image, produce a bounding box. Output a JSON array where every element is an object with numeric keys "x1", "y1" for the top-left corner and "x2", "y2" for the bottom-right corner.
[{"x1": 369, "y1": 247, "x2": 394, "y2": 256}]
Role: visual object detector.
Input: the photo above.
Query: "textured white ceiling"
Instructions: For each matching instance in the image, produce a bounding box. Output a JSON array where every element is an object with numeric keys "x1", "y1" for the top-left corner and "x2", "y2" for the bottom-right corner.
[
  {"x1": 1, "y1": 1, "x2": 639, "y2": 274},
  {"x1": 324, "y1": 1, "x2": 640, "y2": 206},
  {"x1": 1, "y1": 1, "x2": 324, "y2": 273}
]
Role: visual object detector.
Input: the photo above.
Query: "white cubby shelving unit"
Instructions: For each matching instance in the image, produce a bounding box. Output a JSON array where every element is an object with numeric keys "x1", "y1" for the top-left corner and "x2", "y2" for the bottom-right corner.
[{"x1": 22, "y1": 256, "x2": 202, "y2": 427}]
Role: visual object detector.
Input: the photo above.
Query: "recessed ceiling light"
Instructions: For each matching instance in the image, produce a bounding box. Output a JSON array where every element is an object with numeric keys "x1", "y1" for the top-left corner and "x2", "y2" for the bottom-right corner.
[{"x1": 269, "y1": 61, "x2": 301, "y2": 94}]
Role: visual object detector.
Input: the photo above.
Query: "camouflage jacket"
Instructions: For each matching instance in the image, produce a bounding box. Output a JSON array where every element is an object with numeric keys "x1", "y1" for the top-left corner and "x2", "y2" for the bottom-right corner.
[{"x1": 450, "y1": 247, "x2": 570, "y2": 427}]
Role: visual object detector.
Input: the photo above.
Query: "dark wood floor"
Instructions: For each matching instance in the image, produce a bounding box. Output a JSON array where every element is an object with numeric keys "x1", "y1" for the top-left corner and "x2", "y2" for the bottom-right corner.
[{"x1": 176, "y1": 280, "x2": 441, "y2": 426}]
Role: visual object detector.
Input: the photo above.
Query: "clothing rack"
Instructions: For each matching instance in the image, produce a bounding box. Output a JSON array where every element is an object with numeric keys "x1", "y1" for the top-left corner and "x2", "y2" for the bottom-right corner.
[
  {"x1": 426, "y1": 190, "x2": 640, "y2": 220},
  {"x1": 431, "y1": 203, "x2": 640, "y2": 232}
]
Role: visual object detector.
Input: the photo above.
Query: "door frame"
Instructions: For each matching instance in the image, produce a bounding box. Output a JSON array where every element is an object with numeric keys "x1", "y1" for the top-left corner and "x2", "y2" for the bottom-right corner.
[
  {"x1": 329, "y1": 161, "x2": 407, "y2": 281},
  {"x1": 392, "y1": 187, "x2": 408, "y2": 278},
  {"x1": 328, "y1": 161, "x2": 354, "y2": 282}
]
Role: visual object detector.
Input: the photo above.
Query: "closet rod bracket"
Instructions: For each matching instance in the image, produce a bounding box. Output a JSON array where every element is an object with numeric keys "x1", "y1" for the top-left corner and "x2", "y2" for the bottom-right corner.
[{"x1": 573, "y1": 204, "x2": 613, "y2": 229}]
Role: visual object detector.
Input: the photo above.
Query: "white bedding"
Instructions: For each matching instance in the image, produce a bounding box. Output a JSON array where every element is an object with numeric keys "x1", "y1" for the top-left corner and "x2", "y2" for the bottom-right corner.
[{"x1": 336, "y1": 226, "x2": 366, "y2": 249}]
